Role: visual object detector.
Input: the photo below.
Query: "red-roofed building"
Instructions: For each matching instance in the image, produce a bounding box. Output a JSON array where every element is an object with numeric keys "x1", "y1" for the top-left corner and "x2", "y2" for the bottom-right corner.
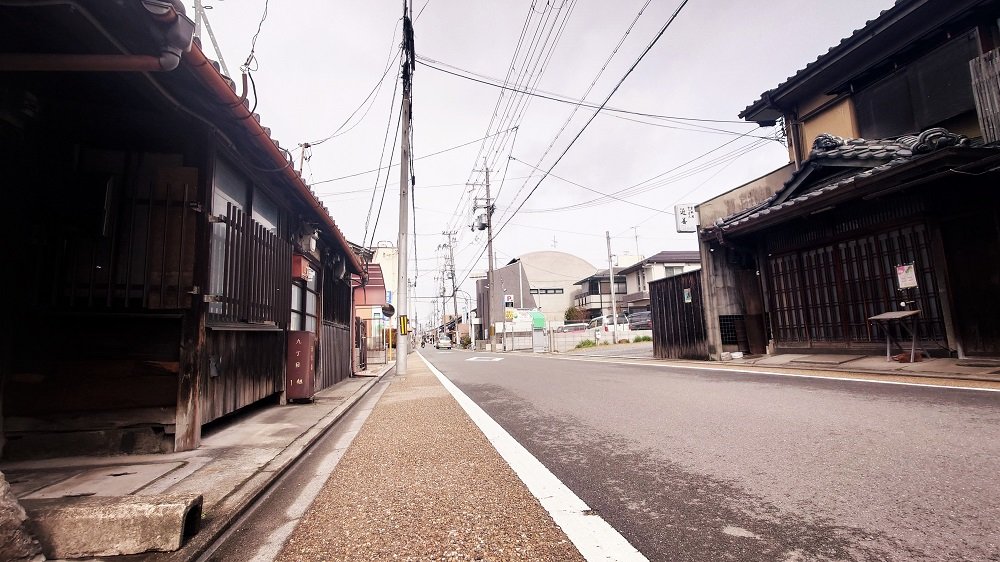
[{"x1": 0, "y1": 0, "x2": 365, "y2": 459}]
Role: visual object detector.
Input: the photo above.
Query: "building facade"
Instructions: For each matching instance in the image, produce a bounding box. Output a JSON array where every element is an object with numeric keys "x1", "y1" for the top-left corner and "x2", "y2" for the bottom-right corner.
[
  {"x1": 0, "y1": 1, "x2": 363, "y2": 459},
  {"x1": 697, "y1": 0, "x2": 1000, "y2": 359}
]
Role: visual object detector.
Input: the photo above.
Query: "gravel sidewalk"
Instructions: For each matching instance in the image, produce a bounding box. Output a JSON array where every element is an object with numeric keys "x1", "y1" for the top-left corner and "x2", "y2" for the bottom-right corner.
[{"x1": 276, "y1": 354, "x2": 584, "y2": 561}]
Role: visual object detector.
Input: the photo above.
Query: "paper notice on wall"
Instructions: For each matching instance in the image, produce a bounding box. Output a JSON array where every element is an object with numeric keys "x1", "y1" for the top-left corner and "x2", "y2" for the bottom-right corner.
[{"x1": 896, "y1": 263, "x2": 918, "y2": 289}]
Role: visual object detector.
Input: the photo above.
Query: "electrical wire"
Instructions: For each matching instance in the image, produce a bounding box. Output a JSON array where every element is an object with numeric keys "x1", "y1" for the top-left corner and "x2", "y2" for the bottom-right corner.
[
  {"x1": 453, "y1": 0, "x2": 694, "y2": 291},
  {"x1": 415, "y1": 56, "x2": 754, "y2": 126},
  {"x1": 309, "y1": 128, "x2": 516, "y2": 186},
  {"x1": 493, "y1": 0, "x2": 693, "y2": 236},
  {"x1": 362, "y1": 56, "x2": 402, "y2": 249}
]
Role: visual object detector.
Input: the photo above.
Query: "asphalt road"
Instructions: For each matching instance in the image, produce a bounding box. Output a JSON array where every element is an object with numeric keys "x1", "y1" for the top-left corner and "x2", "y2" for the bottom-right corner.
[{"x1": 423, "y1": 348, "x2": 1000, "y2": 562}]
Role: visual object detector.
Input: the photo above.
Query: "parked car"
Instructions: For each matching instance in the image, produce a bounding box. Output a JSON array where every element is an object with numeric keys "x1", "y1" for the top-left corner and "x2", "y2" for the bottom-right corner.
[
  {"x1": 588, "y1": 314, "x2": 630, "y2": 335},
  {"x1": 555, "y1": 323, "x2": 588, "y2": 333},
  {"x1": 629, "y1": 311, "x2": 652, "y2": 330},
  {"x1": 435, "y1": 337, "x2": 453, "y2": 350}
]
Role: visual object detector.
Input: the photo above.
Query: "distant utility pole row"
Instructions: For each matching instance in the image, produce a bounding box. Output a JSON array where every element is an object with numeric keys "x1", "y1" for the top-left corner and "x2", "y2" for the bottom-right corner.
[{"x1": 439, "y1": 231, "x2": 459, "y2": 331}]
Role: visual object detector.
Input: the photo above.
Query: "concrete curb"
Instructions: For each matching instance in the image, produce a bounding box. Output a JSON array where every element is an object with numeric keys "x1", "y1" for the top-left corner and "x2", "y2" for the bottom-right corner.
[{"x1": 162, "y1": 364, "x2": 395, "y2": 562}]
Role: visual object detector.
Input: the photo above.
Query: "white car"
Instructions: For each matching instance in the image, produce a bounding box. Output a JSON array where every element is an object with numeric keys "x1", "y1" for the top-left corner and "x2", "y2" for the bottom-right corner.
[{"x1": 435, "y1": 337, "x2": 453, "y2": 350}]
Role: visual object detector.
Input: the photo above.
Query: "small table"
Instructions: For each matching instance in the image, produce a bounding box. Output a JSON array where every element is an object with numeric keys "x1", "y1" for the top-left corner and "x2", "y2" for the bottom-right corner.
[{"x1": 867, "y1": 310, "x2": 927, "y2": 362}]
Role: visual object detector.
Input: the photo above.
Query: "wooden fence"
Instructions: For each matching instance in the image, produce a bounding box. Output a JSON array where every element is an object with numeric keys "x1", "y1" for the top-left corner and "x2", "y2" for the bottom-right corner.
[
  {"x1": 971, "y1": 48, "x2": 1000, "y2": 144},
  {"x1": 649, "y1": 270, "x2": 709, "y2": 360},
  {"x1": 209, "y1": 203, "x2": 292, "y2": 326}
]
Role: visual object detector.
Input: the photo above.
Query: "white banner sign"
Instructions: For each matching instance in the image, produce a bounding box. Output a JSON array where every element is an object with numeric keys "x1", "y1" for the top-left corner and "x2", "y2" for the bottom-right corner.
[{"x1": 674, "y1": 204, "x2": 698, "y2": 233}]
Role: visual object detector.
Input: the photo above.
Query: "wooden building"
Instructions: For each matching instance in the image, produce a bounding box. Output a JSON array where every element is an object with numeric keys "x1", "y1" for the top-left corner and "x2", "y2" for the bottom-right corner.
[
  {"x1": 0, "y1": 1, "x2": 364, "y2": 459},
  {"x1": 697, "y1": 0, "x2": 1000, "y2": 360}
]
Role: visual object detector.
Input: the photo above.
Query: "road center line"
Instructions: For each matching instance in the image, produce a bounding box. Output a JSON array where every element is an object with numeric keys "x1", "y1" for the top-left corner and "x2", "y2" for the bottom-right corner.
[{"x1": 419, "y1": 353, "x2": 648, "y2": 562}]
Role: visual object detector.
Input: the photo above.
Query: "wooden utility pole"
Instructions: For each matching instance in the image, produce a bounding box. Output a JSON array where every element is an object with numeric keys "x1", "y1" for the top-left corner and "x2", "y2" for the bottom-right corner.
[
  {"x1": 396, "y1": 3, "x2": 414, "y2": 373},
  {"x1": 470, "y1": 165, "x2": 496, "y2": 352},
  {"x1": 443, "y1": 230, "x2": 459, "y2": 329},
  {"x1": 607, "y1": 230, "x2": 618, "y2": 345}
]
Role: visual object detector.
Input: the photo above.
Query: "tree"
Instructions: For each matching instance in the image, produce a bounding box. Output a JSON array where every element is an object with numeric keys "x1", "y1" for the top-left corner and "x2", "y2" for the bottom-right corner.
[{"x1": 564, "y1": 306, "x2": 587, "y2": 322}]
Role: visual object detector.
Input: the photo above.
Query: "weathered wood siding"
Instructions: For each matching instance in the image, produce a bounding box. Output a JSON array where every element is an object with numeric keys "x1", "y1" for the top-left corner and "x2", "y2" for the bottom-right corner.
[
  {"x1": 319, "y1": 322, "x2": 352, "y2": 388},
  {"x1": 650, "y1": 271, "x2": 709, "y2": 360},
  {"x1": 200, "y1": 330, "x2": 284, "y2": 424}
]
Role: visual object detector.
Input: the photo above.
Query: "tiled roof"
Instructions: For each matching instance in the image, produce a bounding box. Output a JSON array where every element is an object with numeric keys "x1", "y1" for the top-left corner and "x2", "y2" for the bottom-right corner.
[
  {"x1": 740, "y1": 3, "x2": 908, "y2": 119},
  {"x1": 617, "y1": 251, "x2": 702, "y2": 274},
  {"x1": 739, "y1": 0, "x2": 989, "y2": 121},
  {"x1": 643, "y1": 251, "x2": 702, "y2": 263},
  {"x1": 708, "y1": 128, "x2": 971, "y2": 233}
]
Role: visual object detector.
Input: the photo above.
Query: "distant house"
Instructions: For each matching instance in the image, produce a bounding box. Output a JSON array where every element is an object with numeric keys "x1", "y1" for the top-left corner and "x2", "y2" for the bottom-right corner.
[
  {"x1": 475, "y1": 251, "x2": 595, "y2": 339},
  {"x1": 695, "y1": 0, "x2": 1000, "y2": 360},
  {"x1": 0, "y1": 1, "x2": 363, "y2": 459},
  {"x1": 572, "y1": 269, "x2": 627, "y2": 321},
  {"x1": 617, "y1": 251, "x2": 701, "y2": 313}
]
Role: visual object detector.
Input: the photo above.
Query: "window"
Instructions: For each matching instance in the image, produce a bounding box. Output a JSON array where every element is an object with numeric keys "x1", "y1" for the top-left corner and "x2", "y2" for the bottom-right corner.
[
  {"x1": 208, "y1": 156, "x2": 291, "y2": 325},
  {"x1": 532, "y1": 288, "x2": 564, "y2": 294},
  {"x1": 290, "y1": 269, "x2": 319, "y2": 332},
  {"x1": 252, "y1": 189, "x2": 279, "y2": 234},
  {"x1": 719, "y1": 315, "x2": 741, "y2": 345},
  {"x1": 854, "y1": 32, "x2": 978, "y2": 139}
]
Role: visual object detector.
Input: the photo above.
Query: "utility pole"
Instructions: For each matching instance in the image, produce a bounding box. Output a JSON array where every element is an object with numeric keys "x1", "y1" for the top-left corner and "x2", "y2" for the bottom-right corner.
[
  {"x1": 395, "y1": 3, "x2": 414, "y2": 374},
  {"x1": 607, "y1": 230, "x2": 618, "y2": 345},
  {"x1": 443, "y1": 230, "x2": 459, "y2": 330},
  {"x1": 470, "y1": 165, "x2": 496, "y2": 352}
]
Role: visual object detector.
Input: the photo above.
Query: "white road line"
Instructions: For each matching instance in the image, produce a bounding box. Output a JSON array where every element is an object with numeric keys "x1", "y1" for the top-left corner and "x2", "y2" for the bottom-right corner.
[
  {"x1": 419, "y1": 354, "x2": 648, "y2": 562},
  {"x1": 554, "y1": 356, "x2": 1000, "y2": 393},
  {"x1": 466, "y1": 356, "x2": 504, "y2": 362}
]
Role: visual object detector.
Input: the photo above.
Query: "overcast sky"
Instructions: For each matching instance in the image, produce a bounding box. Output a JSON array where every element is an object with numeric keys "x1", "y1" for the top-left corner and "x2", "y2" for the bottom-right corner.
[{"x1": 182, "y1": 0, "x2": 896, "y2": 324}]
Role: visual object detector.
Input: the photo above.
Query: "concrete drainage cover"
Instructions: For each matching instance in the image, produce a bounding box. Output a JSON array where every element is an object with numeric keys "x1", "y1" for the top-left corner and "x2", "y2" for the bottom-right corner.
[{"x1": 24, "y1": 463, "x2": 183, "y2": 499}]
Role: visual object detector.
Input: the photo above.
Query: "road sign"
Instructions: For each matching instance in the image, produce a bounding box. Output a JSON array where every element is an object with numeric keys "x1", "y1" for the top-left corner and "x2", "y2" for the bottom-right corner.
[
  {"x1": 504, "y1": 294, "x2": 514, "y2": 303},
  {"x1": 399, "y1": 315, "x2": 409, "y2": 335}
]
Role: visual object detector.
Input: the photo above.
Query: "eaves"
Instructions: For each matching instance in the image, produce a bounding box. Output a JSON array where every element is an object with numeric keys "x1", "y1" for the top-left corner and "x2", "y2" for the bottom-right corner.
[{"x1": 701, "y1": 147, "x2": 999, "y2": 239}]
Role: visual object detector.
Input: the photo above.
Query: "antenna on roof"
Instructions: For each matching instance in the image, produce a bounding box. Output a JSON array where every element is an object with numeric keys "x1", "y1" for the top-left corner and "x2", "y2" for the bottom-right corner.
[{"x1": 194, "y1": 0, "x2": 233, "y2": 78}]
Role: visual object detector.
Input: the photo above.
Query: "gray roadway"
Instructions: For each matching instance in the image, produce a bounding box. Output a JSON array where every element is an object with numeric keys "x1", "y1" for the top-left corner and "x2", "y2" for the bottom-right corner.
[{"x1": 425, "y1": 348, "x2": 1000, "y2": 562}]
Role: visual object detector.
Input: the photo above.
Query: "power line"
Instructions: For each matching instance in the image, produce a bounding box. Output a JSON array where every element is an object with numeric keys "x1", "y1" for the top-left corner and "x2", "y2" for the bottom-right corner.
[
  {"x1": 493, "y1": 0, "x2": 694, "y2": 238},
  {"x1": 362, "y1": 54, "x2": 402, "y2": 249},
  {"x1": 306, "y1": 23, "x2": 403, "y2": 146},
  {"x1": 415, "y1": 56, "x2": 754, "y2": 126},
  {"x1": 309, "y1": 128, "x2": 516, "y2": 186}
]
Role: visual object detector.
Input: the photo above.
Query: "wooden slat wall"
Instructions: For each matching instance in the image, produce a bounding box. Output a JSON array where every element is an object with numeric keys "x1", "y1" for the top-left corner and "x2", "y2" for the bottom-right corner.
[
  {"x1": 319, "y1": 322, "x2": 351, "y2": 389},
  {"x1": 200, "y1": 330, "x2": 284, "y2": 423},
  {"x1": 56, "y1": 164, "x2": 198, "y2": 310},
  {"x1": 649, "y1": 270, "x2": 709, "y2": 360},
  {"x1": 971, "y1": 48, "x2": 1000, "y2": 143},
  {"x1": 210, "y1": 204, "x2": 292, "y2": 326}
]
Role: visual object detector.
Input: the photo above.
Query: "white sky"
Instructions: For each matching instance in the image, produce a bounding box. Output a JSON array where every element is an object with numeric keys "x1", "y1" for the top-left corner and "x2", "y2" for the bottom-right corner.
[{"x1": 182, "y1": 0, "x2": 896, "y2": 325}]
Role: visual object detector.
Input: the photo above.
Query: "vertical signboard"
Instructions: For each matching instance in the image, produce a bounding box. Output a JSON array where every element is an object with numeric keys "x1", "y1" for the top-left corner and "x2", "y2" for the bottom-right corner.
[
  {"x1": 286, "y1": 331, "x2": 316, "y2": 401},
  {"x1": 674, "y1": 204, "x2": 698, "y2": 233}
]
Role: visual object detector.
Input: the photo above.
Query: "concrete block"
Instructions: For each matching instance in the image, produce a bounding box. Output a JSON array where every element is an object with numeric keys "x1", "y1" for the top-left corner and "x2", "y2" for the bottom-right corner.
[
  {"x1": 0, "y1": 471, "x2": 43, "y2": 562},
  {"x1": 21, "y1": 493, "x2": 202, "y2": 558}
]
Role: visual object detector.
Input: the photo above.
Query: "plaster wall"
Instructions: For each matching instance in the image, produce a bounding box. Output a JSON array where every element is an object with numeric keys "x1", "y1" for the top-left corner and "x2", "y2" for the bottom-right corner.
[
  {"x1": 799, "y1": 97, "x2": 860, "y2": 153},
  {"x1": 698, "y1": 164, "x2": 795, "y2": 227}
]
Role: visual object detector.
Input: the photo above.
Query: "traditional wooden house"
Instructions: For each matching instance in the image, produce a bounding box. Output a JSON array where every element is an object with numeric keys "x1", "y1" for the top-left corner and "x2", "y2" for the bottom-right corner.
[
  {"x1": 696, "y1": 0, "x2": 1000, "y2": 360},
  {"x1": 0, "y1": 0, "x2": 364, "y2": 459}
]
